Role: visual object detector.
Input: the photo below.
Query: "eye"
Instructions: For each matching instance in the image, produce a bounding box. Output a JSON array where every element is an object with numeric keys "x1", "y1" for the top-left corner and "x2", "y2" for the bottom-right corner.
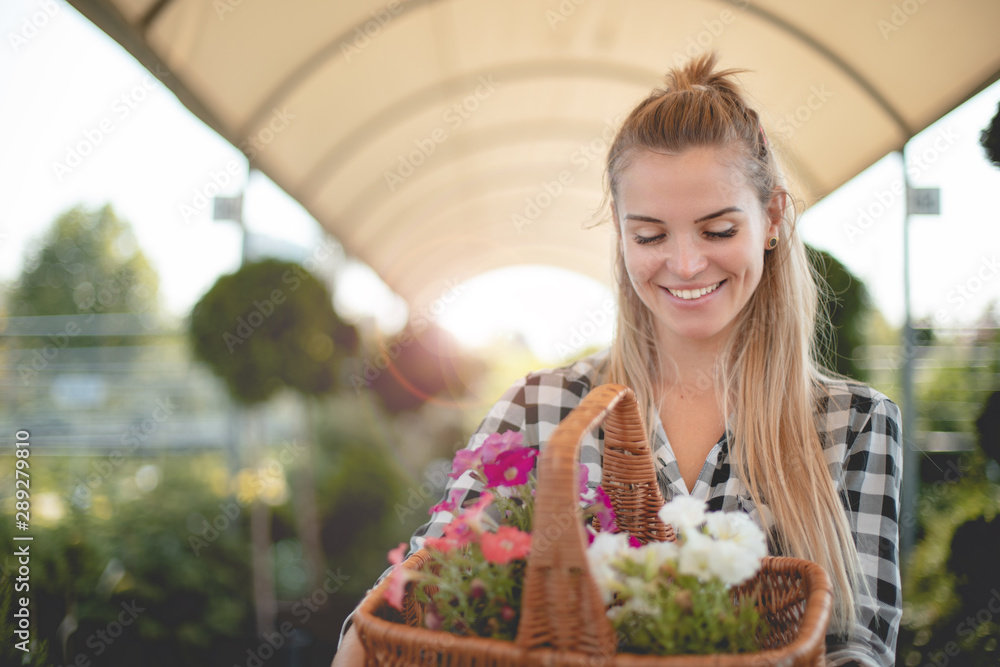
[
  {"x1": 632, "y1": 234, "x2": 665, "y2": 245},
  {"x1": 705, "y1": 228, "x2": 737, "y2": 239}
]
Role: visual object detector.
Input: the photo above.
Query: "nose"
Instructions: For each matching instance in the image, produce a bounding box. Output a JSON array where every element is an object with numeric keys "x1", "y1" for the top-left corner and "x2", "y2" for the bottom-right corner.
[{"x1": 668, "y1": 235, "x2": 708, "y2": 280}]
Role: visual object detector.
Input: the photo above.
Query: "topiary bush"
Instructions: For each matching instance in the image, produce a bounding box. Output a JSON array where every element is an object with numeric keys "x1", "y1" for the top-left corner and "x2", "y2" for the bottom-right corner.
[{"x1": 188, "y1": 259, "x2": 357, "y2": 404}]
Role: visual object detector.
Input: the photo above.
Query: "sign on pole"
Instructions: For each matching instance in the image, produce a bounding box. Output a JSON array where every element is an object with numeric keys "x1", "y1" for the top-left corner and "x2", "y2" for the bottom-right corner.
[
  {"x1": 213, "y1": 195, "x2": 243, "y2": 222},
  {"x1": 907, "y1": 187, "x2": 940, "y2": 215}
]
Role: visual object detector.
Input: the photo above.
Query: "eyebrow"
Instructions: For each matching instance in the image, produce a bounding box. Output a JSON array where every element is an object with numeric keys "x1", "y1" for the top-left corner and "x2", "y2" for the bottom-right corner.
[
  {"x1": 695, "y1": 206, "x2": 743, "y2": 223},
  {"x1": 624, "y1": 206, "x2": 744, "y2": 225}
]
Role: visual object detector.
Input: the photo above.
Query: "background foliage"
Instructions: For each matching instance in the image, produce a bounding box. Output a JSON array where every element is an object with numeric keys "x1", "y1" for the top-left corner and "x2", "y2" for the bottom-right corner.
[{"x1": 3, "y1": 203, "x2": 999, "y2": 666}]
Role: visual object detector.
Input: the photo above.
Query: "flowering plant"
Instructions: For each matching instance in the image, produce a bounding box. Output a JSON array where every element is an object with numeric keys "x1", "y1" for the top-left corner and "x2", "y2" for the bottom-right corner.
[
  {"x1": 383, "y1": 431, "x2": 616, "y2": 640},
  {"x1": 382, "y1": 431, "x2": 769, "y2": 654},
  {"x1": 586, "y1": 495, "x2": 770, "y2": 655}
]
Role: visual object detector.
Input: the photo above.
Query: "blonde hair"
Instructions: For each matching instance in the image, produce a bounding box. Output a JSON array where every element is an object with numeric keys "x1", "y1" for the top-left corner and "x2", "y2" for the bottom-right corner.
[{"x1": 599, "y1": 52, "x2": 866, "y2": 634}]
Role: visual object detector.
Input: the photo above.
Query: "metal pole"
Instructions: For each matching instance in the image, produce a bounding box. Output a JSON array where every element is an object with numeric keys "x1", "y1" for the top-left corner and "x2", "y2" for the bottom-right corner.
[{"x1": 899, "y1": 148, "x2": 919, "y2": 566}]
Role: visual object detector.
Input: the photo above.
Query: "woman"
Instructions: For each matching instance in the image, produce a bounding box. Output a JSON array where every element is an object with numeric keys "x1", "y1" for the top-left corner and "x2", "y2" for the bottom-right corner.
[{"x1": 335, "y1": 53, "x2": 902, "y2": 667}]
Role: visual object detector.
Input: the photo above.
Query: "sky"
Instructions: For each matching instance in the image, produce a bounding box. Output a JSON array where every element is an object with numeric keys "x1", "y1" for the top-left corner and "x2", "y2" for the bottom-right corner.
[{"x1": 2, "y1": 0, "x2": 999, "y2": 363}]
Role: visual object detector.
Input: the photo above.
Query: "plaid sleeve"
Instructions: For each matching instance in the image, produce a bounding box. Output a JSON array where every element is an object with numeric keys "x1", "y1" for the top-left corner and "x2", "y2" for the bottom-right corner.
[{"x1": 826, "y1": 395, "x2": 903, "y2": 667}]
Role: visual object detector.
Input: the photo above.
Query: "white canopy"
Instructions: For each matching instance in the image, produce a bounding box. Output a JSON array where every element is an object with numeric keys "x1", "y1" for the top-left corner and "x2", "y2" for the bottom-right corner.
[{"x1": 68, "y1": 0, "x2": 1000, "y2": 311}]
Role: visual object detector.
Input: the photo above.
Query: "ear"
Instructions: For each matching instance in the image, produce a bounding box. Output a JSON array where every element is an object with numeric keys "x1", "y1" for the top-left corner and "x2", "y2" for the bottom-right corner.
[{"x1": 764, "y1": 189, "x2": 786, "y2": 245}]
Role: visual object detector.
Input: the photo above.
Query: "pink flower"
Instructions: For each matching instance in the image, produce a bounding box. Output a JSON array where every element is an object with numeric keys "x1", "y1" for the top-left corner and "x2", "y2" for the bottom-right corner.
[
  {"x1": 424, "y1": 535, "x2": 455, "y2": 553},
  {"x1": 424, "y1": 608, "x2": 442, "y2": 631},
  {"x1": 429, "y1": 488, "x2": 464, "y2": 515},
  {"x1": 461, "y1": 492, "x2": 495, "y2": 533},
  {"x1": 385, "y1": 566, "x2": 416, "y2": 611},
  {"x1": 425, "y1": 520, "x2": 473, "y2": 553},
  {"x1": 593, "y1": 487, "x2": 617, "y2": 533},
  {"x1": 483, "y1": 449, "x2": 536, "y2": 488},
  {"x1": 388, "y1": 542, "x2": 407, "y2": 565},
  {"x1": 447, "y1": 431, "x2": 526, "y2": 480},
  {"x1": 449, "y1": 448, "x2": 480, "y2": 479},
  {"x1": 628, "y1": 535, "x2": 642, "y2": 549},
  {"x1": 480, "y1": 526, "x2": 532, "y2": 564},
  {"x1": 479, "y1": 431, "x2": 524, "y2": 466}
]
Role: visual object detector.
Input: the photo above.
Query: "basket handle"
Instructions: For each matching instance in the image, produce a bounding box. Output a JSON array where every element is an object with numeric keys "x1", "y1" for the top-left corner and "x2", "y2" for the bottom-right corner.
[{"x1": 515, "y1": 383, "x2": 668, "y2": 657}]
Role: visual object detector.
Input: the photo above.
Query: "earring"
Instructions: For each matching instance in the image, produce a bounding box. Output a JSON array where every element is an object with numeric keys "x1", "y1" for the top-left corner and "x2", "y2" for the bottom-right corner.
[{"x1": 767, "y1": 236, "x2": 778, "y2": 250}]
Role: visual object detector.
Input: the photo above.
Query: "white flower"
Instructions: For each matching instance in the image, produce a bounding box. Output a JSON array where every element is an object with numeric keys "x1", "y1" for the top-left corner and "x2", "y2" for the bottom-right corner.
[
  {"x1": 588, "y1": 531, "x2": 630, "y2": 564},
  {"x1": 622, "y1": 575, "x2": 655, "y2": 599},
  {"x1": 706, "y1": 538, "x2": 761, "y2": 586},
  {"x1": 622, "y1": 593, "x2": 658, "y2": 616},
  {"x1": 633, "y1": 539, "x2": 680, "y2": 580},
  {"x1": 656, "y1": 496, "x2": 707, "y2": 535},
  {"x1": 703, "y1": 511, "x2": 768, "y2": 561},
  {"x1": 586, "y1": 532, "x2": 630, "y2": 603},
  {"x1": 676, "y1": 530, "x2": 715, "y2": 581}
]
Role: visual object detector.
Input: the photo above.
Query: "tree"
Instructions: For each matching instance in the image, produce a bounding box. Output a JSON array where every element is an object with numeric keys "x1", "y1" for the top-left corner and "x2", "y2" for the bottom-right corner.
[
  {"x1": 188, "y1": 259, "x2": 357, "y2": 405},
  {"x1": 188, "y1": 258, "x2": 359, "y2": 634},
  {"x1": 6, "y1": 204, "x2": 160, "y2": 347},
  {"x1": 808, "y1": 247, "x2": 873, "y2": 382}
]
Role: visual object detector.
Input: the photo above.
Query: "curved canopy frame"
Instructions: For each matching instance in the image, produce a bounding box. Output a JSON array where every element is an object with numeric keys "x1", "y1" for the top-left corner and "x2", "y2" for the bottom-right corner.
[{"x1": 69, "y1": 0, "x2": 1000, "y2": 310}]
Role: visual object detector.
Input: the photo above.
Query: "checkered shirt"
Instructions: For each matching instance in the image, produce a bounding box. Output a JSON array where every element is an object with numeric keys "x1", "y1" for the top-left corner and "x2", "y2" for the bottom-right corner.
[{"x1": 345, "y1": 347, "x2": 903, "y2": 667}]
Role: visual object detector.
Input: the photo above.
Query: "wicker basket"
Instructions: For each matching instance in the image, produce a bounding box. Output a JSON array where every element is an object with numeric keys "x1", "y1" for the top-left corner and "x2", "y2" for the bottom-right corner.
[{"x1": 355, "y1": 384, "x2": 833, "y2": 666}]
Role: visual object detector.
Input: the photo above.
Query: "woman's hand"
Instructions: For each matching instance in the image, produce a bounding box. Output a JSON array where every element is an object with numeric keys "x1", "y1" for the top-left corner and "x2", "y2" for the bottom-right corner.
[{"x1": 330, "y1": 624, "x2": 365, "y2": 667}]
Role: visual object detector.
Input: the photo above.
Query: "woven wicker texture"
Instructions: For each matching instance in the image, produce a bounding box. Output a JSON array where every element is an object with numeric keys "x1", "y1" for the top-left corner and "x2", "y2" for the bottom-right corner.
[{"x1": 354, "y1": 384, "x2": 833, "y2": 666}]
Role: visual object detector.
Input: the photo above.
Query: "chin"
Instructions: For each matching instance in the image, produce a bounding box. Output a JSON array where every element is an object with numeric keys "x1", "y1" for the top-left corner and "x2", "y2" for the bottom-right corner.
[{"x1": 662, "y1": 323, "x2": 725, "y2": 342}]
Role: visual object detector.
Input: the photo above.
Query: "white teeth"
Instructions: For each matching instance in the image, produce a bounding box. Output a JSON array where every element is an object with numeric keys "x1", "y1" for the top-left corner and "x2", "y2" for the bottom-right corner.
[{"x1": 667, "y1": 281, "x2": 722, "y2": 300}]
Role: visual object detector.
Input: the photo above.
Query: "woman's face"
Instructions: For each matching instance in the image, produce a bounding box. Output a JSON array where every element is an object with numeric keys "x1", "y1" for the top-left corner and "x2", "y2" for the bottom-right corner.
[{"x1": 613, "y1": 147, "x2": 781, "y2": 349}]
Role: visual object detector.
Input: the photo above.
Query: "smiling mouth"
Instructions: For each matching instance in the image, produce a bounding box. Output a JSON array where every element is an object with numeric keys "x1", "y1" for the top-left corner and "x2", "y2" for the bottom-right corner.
[{"x1": 665, "y1": 280, "x2": 725, "y2": 300}]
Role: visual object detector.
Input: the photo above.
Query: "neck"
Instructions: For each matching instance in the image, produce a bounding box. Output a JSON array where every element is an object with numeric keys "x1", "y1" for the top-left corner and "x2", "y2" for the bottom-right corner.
[{"x1": 654, "y1": 325, "x2": 728, "y2": 393}]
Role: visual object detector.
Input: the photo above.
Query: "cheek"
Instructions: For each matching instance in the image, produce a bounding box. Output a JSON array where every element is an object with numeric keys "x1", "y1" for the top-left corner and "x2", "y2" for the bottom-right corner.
[
  {"x1": 622, "y1": 255, "x2": 655, "y2": 298},
  {"x1": 723, "y1": 240, "x2": 765, "y2": 279},
  {"x1": 737, "y1": 252, "x2": 766, "y2": 295},
  {"x1": 622, "y1": 245, "x2": 660, "y2": 282}
]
